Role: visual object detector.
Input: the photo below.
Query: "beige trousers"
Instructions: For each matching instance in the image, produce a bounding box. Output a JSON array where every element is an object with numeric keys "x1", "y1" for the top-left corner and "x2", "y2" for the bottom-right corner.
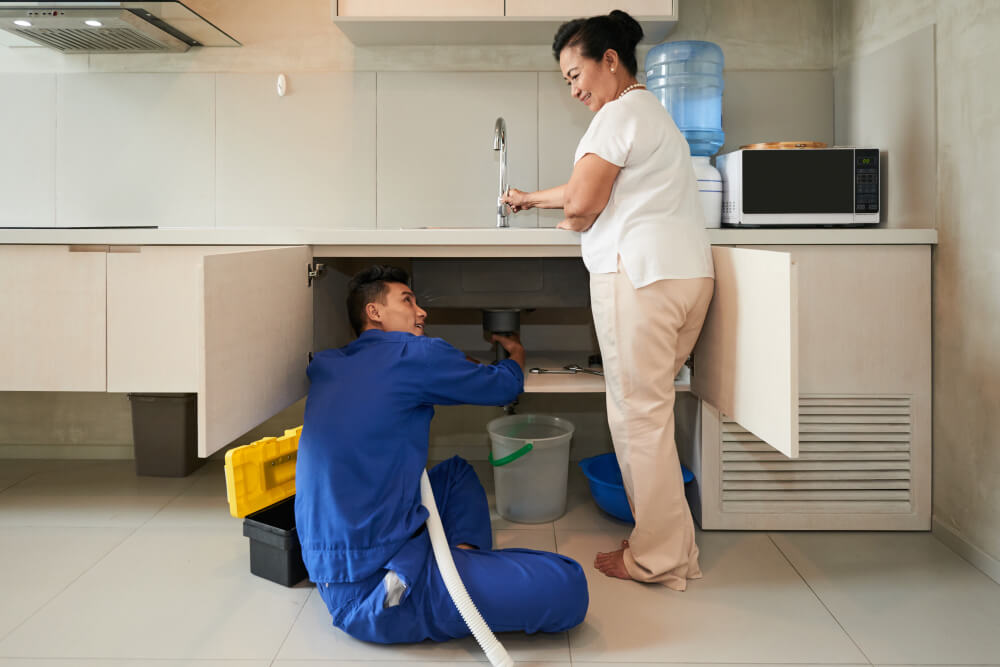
[{"x1": 590, "y1": 259, "x2": 714, "y2": 590}]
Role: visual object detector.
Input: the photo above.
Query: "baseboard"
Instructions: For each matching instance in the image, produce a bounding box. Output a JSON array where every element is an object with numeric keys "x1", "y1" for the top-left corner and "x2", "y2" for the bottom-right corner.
[
  {"x1": 0, "y1": 444, "x2": 133, "y2": 460},
  {"x1": 933, "y1": 517, "x2": 1000, "y2": 585}
]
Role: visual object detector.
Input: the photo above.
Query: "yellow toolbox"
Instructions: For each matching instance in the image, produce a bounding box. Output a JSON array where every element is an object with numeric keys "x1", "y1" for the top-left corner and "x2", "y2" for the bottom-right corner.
[{"x1": 224, "y1": 426, "x2": 306, "y2": 586}]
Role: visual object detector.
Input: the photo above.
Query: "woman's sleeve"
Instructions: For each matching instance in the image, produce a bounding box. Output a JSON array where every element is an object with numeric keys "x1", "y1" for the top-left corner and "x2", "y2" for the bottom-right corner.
[
  {"x1": 417, "y1": 338, "x2": 524, "y2": 406},
  {"x1": 574, "y1": 103, "x2": 638, "y2": 168}
]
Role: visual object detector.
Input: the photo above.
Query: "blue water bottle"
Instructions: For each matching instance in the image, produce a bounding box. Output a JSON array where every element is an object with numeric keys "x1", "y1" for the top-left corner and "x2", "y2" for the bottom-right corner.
[{"x1": 644, "y1": 40, "x2": 725, "y2": 157}]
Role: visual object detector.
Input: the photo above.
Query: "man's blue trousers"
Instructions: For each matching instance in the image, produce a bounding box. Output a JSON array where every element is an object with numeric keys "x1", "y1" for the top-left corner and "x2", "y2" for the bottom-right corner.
[{"x1": 316, "y1": 456, "x2": 589, "y2": 643}]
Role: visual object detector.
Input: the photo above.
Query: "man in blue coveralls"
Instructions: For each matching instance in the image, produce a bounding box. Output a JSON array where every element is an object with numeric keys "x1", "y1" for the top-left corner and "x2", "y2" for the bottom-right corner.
[{"x1": 295, "y1": 265, "x2": 589, "y2": 644}]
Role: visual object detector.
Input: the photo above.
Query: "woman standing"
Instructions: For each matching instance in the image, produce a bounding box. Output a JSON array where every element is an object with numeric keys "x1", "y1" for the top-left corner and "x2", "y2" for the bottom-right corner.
[{"x1": 504, "y1": 10, "x2": 714, "y2": 591}]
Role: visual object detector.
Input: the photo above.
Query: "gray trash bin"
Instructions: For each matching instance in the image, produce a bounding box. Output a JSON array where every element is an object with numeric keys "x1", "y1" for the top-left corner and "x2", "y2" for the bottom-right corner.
[{"x1": 128, "y1": 393, "x2": 204, "y2": 477}]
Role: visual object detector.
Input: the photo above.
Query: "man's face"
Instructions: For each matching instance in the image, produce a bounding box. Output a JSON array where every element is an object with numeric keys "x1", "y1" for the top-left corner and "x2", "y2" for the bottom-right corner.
[{"x1": 367, "y1": 282, "x2": 427, "y2": 336}]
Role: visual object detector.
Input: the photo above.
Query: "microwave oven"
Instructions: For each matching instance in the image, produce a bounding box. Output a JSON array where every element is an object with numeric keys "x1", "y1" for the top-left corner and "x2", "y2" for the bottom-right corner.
[{"x1": 716, "y1": 147, "x2": 880, "y2": 226}]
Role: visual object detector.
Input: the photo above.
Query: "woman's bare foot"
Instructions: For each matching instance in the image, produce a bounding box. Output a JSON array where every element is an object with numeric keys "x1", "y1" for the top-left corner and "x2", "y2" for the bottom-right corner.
[{"x1": 595, "y1": 539, "x2": 635, "y2": 580}]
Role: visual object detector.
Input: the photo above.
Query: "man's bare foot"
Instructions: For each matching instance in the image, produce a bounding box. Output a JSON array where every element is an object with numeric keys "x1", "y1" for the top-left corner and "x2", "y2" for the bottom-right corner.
[
  {"x1": 595, "y1": 539, "x2": 635, "y2": 580},
  {"x1": 457, "y1": 543, "x2": 476, "y2": 550}
]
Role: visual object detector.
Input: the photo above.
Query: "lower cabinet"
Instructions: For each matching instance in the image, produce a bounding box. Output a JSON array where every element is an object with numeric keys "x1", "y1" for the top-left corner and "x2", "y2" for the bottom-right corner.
[
  {"x1": 0, "y1": 245, "x2": 107, "y2": 392},
  {"x1": 0, "y1": 244, "x2": 315, "y2": 459},
  {"x1": 0, "y1": 240, "x2": 932, "y2": 531},
  {"x1": 680, "y1": 244, "x2": 932, "y2": 530},
  {"x1": 108, "y1": 245, "x2": 314, "y2": 458}
]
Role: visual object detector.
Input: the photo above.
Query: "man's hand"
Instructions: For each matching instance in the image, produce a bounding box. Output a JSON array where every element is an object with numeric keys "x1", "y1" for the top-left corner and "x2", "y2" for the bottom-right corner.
[{"x1": 491, "y1": 332, "x2": 526, "y2": 371}]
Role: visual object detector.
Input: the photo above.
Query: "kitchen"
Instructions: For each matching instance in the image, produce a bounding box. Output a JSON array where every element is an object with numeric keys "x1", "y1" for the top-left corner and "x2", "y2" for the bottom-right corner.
[{"x1": 0, "y1": 1, "x2": 998, "y2": 665}]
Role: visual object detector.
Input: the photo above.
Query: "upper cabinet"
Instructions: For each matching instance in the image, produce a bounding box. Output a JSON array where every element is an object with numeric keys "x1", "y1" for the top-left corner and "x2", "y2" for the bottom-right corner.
[
  {"x1": 332, "y1": 0, "x2": 677, "y2": 46},
  {"x1": 338, "y1": 1, "x2": 503, "y2": 17}
]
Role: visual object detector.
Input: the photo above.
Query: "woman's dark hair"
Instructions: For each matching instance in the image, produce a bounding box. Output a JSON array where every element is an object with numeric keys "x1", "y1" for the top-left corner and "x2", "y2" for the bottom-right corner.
[
  {"x1": 346, "y1": 264, "x2": 411, "y2": 336},
  {"x1": 552, "y1": 9, "x2": 644, "y2": 76}
]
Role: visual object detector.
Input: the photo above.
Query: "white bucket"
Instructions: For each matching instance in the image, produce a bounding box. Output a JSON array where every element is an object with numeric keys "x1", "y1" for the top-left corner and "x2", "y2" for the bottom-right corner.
[{"x1": 487, "y1": 414, "x2": 574, "y2": 524}]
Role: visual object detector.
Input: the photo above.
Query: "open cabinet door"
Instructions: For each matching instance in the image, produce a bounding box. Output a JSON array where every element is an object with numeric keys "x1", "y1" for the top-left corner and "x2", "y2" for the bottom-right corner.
[
  {"x1": 198, "y1": 246, "x2": 313, "y2": 457},
  {"x1": 692, "y1": 246, "x2": 799, "y2": 458}
]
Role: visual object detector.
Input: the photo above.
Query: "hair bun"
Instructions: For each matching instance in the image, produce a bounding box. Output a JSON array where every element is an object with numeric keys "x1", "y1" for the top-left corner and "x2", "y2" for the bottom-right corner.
[{"x1": 609, "y1": 9, "x2": 643, "y2": 47}]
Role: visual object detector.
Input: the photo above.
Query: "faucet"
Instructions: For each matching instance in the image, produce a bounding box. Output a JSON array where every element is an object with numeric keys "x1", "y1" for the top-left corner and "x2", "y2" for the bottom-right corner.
[{"x1": 493, "y1": 117, "x2": 511, "y2": 228}]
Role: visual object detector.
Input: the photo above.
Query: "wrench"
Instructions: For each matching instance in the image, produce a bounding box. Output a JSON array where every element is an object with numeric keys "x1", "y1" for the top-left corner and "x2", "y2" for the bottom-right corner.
[
  {"x1": 564, "y1": 364, "x2": 604, "y2": 376},
  {"x1": 529, "y1": 367, "x2": 577, "y2": 374}
]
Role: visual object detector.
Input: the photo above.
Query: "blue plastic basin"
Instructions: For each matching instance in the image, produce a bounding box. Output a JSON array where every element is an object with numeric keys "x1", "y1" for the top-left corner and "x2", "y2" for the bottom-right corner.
[{"x1": 579, "y1": 453, "x2": 693, "y2": 523}]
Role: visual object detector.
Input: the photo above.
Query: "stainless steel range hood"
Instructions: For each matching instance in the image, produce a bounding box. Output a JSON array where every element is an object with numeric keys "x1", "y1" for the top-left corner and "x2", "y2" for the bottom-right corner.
[{"x1": 0, "y1": 1, "x2": 239, "y2": 53}]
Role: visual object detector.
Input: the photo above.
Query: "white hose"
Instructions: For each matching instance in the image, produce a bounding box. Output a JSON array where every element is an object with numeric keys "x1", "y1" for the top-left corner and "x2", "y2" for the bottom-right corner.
[{"x1": 420, "y1": 469, "x2": 514, "y2": 667}]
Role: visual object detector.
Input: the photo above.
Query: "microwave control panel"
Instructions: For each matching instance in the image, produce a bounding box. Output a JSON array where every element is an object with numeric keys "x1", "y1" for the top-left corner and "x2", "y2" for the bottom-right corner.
[{"x1": 855, "y1": 149, "x2": 880, "y2": 214}]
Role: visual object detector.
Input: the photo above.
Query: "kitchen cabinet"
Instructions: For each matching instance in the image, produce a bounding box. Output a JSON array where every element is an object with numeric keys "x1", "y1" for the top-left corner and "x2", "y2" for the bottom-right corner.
[
  {"x1": 0, "y1": 245, "x2": 106, "y2": 392},
  {"x1": 337, "y1": 1, "x2": 502, "y2": 17},
  {"x1": 0, "y1": 232, "x2": 934, "y2": 533},
  {"x1": 332, "y1": 0, "x2": 677, "y2": 45},
  {"x1": 1, "y1": 244, "x2": 313, "y2": 458},
  {"x1": 680, "y1": 245, "x2": 931, "y2": 530},
  {"x1": 505, "y1": 0, "x2": 675, "y2": 18}
]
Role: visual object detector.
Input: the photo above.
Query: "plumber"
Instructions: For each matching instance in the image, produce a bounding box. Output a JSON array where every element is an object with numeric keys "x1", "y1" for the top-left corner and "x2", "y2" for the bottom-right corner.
[{"x1": 294, "y1": 265, "x2": 589, "y2": 643}]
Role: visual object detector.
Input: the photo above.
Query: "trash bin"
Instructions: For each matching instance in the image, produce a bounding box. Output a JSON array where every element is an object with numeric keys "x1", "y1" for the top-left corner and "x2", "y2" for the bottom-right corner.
[
  {"x1": 488, "y1": 414, "x2": 574, "y2": 524},
  {"x1": 128, "y1": 393, "x2": 204, "y2": 477}
]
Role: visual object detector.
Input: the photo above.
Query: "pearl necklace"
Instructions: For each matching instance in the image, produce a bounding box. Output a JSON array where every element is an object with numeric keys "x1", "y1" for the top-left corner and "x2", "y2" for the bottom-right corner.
[{"x1": 617, "y1": 83, "x2": 645, "y2": 100}]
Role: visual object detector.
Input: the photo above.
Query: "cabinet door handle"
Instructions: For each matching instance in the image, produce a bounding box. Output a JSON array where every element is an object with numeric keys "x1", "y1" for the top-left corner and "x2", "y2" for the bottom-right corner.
[
  {"x1": 109, "y1": 246, "x2": 141, "y2": 253},
  {"x1": 68, "y1": 245, "x2": 109, "y2": 253}
]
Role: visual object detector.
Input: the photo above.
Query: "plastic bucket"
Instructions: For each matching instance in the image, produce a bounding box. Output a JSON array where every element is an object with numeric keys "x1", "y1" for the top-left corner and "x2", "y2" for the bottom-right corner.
[
  {"x1": 579, "y1": 453, "x2": 695, "y2": 523},
  {"x1": 487, "y1": 414, "x2": 574, "y2": 523}
]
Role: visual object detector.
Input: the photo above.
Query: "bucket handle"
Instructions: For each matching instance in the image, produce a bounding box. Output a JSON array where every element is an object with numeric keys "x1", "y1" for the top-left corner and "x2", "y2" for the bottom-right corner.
[{"x1": 488, "y1": 442, "x2": 533, "y2": 467}]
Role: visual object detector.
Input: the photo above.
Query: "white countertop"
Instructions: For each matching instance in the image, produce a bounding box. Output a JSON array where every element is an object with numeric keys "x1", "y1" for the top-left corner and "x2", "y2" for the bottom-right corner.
[{"x1": 0, "y1": 226, "x2": 938, "y2": 255}]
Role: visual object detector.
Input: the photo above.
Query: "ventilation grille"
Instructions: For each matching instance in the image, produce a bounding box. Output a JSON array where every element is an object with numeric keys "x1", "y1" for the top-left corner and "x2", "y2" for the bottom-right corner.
[
  {"x1": 12, "y1": 26, "x2": 168, "y2": 52},
  {"x1": 721, "y1": 395, "x2": 912, "y2": 514}
]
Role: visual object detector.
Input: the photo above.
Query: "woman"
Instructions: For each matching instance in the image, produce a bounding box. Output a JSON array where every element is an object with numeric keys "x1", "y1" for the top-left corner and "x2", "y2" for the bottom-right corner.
[{"x1": 503, "y1": 10, "x2": 714, "y2": 591}]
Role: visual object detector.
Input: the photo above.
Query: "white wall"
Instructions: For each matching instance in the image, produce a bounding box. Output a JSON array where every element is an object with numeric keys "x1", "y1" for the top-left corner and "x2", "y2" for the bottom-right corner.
[
  {"x1": 0, "y1": 0, "x2": 837, "y2": 459},
  {"x1": 834, "y1": 0, "x2": 1000, "y2": 578}
]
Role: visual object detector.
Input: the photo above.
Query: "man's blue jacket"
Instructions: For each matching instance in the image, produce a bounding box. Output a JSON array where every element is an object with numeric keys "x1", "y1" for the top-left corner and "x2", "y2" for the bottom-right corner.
[{"x1": 294, "y1": 329, "x2": 523, "y2": 584}]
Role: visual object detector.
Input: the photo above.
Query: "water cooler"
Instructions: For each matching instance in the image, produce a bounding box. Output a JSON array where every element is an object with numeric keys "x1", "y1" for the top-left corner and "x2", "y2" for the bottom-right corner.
[{"x1": 645, "y1": 40, "x2": 725, "y2": 228}]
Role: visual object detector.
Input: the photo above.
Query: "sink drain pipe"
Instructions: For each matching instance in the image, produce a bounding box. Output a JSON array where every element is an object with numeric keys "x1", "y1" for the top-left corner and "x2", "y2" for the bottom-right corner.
[{"x1": 420, "y1": 469, "x2": 514, "y2": 667}]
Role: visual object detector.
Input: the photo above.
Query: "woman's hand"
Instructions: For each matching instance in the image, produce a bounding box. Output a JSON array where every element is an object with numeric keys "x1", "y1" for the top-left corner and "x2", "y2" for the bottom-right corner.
[{"x1": 502, "y1": 188, "x2": 534, "y2": 213}]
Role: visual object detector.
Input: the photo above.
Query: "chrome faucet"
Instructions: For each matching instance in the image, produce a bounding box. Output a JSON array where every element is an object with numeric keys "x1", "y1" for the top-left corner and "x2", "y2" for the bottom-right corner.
[{"x1": 493, "y1": 117, "x2": 511, "y2": 228}]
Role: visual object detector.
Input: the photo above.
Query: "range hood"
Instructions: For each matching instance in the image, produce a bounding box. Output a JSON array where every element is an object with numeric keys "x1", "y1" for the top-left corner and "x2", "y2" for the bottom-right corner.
[{"x1": 0, "y1": 1, "x2": 239, "y2": 53}]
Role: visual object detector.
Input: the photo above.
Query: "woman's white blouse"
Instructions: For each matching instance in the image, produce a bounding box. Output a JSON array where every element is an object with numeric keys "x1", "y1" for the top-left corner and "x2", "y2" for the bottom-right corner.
[{"x1": 573, "y1": 89, "x2": 714, "y2": 287}]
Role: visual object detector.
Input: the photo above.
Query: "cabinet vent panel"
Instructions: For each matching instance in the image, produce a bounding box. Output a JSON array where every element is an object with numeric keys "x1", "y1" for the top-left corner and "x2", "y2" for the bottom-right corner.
[{"x1": 721, "y1": 395, "x2": 911, "y2": 514}]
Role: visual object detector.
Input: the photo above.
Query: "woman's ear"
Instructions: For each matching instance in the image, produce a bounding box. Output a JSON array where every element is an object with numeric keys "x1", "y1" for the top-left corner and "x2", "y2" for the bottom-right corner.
[{"x1": 604, "y1": 49, "x2": 620, "y2": 72}]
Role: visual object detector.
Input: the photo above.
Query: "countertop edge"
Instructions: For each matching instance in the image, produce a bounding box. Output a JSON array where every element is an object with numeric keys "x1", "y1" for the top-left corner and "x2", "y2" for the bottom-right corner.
[{"x1": 0, "y1": 227, "x2": 939, "y2": 248}]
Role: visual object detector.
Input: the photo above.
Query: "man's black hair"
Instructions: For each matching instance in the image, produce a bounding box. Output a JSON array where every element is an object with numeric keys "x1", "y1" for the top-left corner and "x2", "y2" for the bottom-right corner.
[
  {"x1": 552, "y1": 9, "x2": 644, "y2": 77},
  {"x1": 346, "y1": 265, "x2": 412, "y2": 337}
]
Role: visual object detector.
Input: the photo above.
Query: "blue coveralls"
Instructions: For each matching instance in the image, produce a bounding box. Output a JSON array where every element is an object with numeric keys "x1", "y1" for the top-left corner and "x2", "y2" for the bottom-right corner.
[{"x1": 294, "y1": 329, "x2": 589, "y2": 644}]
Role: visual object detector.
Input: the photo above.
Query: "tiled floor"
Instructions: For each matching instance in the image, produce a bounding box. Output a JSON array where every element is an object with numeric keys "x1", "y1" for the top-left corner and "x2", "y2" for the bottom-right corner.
[{"x1": 1, "y1": 458, "x2": 999, "y2": 667}]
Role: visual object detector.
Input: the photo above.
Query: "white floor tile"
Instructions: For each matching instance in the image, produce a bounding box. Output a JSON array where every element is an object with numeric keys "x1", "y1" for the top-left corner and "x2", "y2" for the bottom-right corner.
[
  {"x1": 0, "y1": 661, "x2": 270, "y2": 666},
  {"x1": 771, "y1": 531, "x2": 1000, "y2": 665},
  {"x1": 0, "y1": 493, "x2": 176, "y2": 528},
  {"x1": 0, "y1": 459, "x2": 99, "y2": 493},
  {"x1": 274, "y1": 661, "x2": 570, "y2": 667},
  {"x1": 557, "y1": 529, "x2": 867, "y2": 664},
  {"x1": 0, "y1": 525, "x2": 309, "y2": 660},
  {"x1": 495, "y1": 529, "x2": 556, "y2": 552},
  {"x1": 1, "y1": 460, "x2": 194, "y2": 497},
  {"x1": 0, "y1": 526, "x2": 131, "y2": 640},
  {"x1": 276, "y1": 587, "x2": 571, "y2": 663}
]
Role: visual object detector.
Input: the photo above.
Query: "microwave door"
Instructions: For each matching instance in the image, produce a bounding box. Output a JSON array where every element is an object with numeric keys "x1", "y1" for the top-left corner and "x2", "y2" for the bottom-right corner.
[{"x1": 742, "y1": 150, "x2": 856, "y2": 226}]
